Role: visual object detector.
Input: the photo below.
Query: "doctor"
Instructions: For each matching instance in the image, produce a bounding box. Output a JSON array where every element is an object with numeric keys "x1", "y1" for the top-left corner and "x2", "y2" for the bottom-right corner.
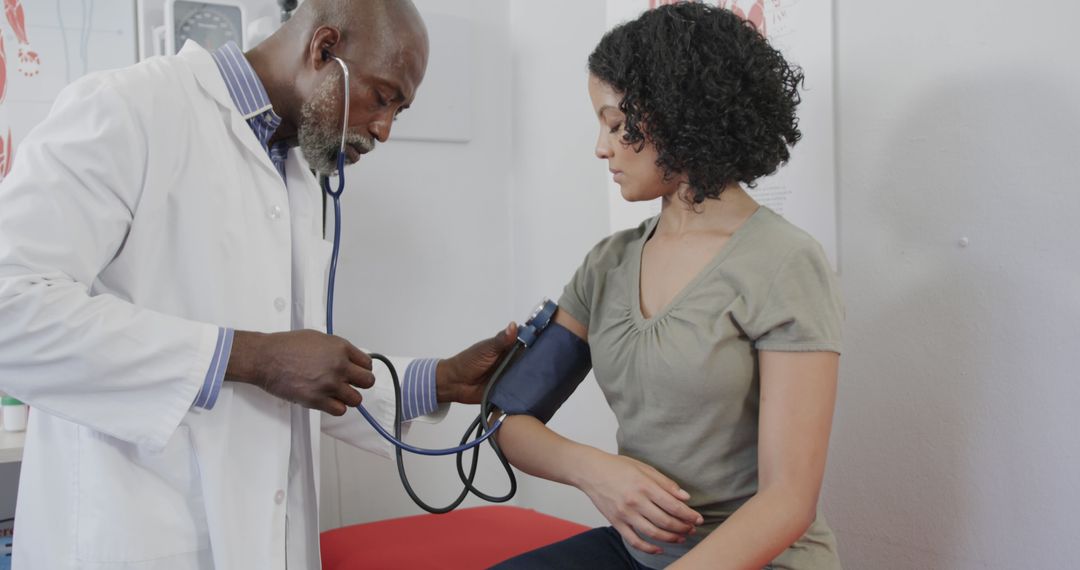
[{"x1": 0, "y1": 0, "x2": 513, "y2": 568}]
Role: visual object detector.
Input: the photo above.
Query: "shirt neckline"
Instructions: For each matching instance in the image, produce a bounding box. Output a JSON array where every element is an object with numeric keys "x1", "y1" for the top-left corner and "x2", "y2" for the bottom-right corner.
[{"x1": 630, "y1": 206, "x2": 765, "y2": 329}]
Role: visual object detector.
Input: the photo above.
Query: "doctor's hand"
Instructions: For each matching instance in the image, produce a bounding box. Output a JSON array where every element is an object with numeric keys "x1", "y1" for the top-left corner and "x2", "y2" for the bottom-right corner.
[
  {"x1": 577, "y1": 450, "x2": 703, "y2": 555},
  {"x1": 226, "y1": 330, "x2": 375, "y2": 416},
  {"x1": 435, "y1": 323, "x2": 518, "y2": 404}
]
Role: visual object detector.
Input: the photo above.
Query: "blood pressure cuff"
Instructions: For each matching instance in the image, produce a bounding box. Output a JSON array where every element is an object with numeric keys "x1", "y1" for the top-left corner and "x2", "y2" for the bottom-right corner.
[{"x1": 489, "y1": 323, "x2": 591, "y2": 424}]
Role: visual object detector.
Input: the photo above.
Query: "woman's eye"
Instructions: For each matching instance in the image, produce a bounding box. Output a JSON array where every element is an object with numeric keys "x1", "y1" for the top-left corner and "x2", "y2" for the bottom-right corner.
[{"x1": 609, "y1": 123, "x2": 623, "y2": 134}]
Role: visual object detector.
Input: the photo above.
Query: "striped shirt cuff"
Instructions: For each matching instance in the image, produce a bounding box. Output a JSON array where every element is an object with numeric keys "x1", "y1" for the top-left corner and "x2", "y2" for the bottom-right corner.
[
  {"x1": 401, "y1": 358, "x2": 440, "y2": 421},
  {"x1": 194, "y1": 327, "x2": 233, "y2": 410}
]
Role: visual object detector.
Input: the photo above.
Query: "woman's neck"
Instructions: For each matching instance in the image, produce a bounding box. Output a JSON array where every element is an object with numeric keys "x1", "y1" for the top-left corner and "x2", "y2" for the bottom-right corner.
[{"x1": 655, "y1": 183, "x2": 760, "y2": 237}]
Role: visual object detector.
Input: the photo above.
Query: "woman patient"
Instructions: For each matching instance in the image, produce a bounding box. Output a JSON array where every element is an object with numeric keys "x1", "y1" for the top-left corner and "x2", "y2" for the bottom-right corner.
[{"x1": 492, "y1": 4, "x2": 844, "y2": 569}]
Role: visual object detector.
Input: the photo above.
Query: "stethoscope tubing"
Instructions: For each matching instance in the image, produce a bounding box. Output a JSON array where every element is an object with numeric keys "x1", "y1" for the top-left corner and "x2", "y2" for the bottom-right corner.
[{"x1": 317, "y1": 54, "x2": 516, "y2": 510}]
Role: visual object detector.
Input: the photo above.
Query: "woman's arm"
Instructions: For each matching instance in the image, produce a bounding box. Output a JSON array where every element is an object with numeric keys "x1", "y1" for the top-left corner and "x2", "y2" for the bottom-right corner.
[
  {"x1": 669, "y1": 350, "x2": 839, "y2": 569},
  {"x1": 496, "y1": 415, "x2": 702, "y2": 554},
  {"x1": 494, "y1": 310, "x2": 703, "y2": 555}
]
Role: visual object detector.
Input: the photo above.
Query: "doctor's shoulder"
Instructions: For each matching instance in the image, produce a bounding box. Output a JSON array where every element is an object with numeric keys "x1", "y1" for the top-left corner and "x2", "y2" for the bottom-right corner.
[{"x1": 51, "y1": 56, "x2": 200, "y2": 133}]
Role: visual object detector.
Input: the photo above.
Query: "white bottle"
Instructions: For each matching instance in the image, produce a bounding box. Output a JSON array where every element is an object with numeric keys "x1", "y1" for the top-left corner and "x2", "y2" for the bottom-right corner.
[{"x1": 2, "y1": 396, "x2": 28, "y2": 432}]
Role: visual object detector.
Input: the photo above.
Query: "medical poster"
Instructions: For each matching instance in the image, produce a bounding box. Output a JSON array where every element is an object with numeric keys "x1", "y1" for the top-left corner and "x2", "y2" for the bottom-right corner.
[
  {"x1": 0, "y1": 0, "x2": 137, "y2": 184},
  {"x1": 603, "y1": 0, "x2": 837, "y2": 267},
  {"x1": 0, "y1": 468, "x2": 12, "y2": 568}
]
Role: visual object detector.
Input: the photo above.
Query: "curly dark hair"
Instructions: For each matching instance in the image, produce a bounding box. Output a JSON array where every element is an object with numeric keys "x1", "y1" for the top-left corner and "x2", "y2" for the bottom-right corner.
[{"x1": 588, "y1": 2, "x2": 804, "y2": 204}]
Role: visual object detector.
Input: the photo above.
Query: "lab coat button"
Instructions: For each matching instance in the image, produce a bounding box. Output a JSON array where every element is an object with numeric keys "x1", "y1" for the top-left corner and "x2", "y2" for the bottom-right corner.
[
  {"x1": 274, "y1": 297, "x2": 286, "y2": 312},
  {"x1": 274, "y1": 489, "x2": 285, "y2": 505},
  {"x1": 268, "y1": 205, "x2": 283, "y2": 220}
]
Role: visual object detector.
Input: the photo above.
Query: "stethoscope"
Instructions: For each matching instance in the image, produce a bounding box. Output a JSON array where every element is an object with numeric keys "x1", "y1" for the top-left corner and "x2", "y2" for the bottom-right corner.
[{"x1": 317, "y1": 51, "x2": 520, "y2": 512}]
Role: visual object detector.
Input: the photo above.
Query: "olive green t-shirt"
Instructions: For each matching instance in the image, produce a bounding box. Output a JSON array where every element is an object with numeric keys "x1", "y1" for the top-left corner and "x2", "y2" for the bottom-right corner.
[{"x1": 558, "y1": 207, "x2": 844, "y2": 569}]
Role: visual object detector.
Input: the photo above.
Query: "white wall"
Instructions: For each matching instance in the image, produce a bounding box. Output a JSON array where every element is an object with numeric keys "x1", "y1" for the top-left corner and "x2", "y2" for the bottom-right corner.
[
  {"x1": 505, "y1": 0, "x2": 615, "y2": 527},
  {"x1": 824, "y1": 1, "x2": 1080, "y2": 568},
  {"x1": 318, "y1": 0, "x2": 517, "y2": 529}
]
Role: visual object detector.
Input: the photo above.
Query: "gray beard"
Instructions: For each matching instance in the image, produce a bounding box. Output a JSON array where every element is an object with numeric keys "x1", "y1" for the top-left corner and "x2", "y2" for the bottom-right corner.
[{"x1": 298, "y1": 70, "x2": 375, "y2": 176}]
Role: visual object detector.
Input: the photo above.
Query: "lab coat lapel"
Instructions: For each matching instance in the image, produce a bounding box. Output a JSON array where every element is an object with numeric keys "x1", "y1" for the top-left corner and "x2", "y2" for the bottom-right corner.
[{"x1": 177, "y1": 41, "x2": 282, "y2": 183}]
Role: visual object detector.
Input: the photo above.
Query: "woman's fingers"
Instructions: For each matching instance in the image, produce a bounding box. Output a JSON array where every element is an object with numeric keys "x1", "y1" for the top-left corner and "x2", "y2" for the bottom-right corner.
[
  {"x1": 645, "y1": 484, "x2": 703, "y2": 526},
  {"x1": 639, "y1": 465, "x2": 704, "y2": 525},
  {"x1": 631, "y1": 512, "x2": 685, "y2": 544},
  {"x1": 614, "y1": 522, "x2": 662, "y2": 555},
  {"x1": 639, "y1": 498, "x2": 696, "y2": 536}
]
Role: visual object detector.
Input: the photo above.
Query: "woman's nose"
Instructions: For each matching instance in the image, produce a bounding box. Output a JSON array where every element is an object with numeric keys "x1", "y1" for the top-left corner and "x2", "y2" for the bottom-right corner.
[{"x1": 595, "y1": 135, "x2": 613, "y2": 159}]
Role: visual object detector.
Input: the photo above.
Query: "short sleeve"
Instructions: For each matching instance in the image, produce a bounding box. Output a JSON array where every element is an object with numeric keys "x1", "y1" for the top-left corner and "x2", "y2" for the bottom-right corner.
[
  {"x1": 747, "y1": 241, "x2": 844, "y2": 353},
  {"x1": 557, "y1": 220, "x2": 651, "y2": 329},
  {"x1": 557, "y1": 248, "x2": 595, "y2": 327}
]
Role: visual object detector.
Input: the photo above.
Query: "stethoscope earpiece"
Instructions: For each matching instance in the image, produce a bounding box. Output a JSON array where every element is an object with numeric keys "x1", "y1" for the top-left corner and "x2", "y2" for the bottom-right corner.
[
  {"x1": 318, "y1": 49, "x2": 351, "y2": 198},
  {"x1": 327, "y1": 52, "x2": 350, "y2": 170}
]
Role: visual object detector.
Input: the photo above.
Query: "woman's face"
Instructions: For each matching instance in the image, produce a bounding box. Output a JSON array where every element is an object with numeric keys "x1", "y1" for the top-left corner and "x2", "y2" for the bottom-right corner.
[{"x1": 588, "y1": 74, "x2": 682, "y2": 202}]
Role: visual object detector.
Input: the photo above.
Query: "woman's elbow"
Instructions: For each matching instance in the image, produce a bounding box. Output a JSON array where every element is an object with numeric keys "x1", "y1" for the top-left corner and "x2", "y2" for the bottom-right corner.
[
  {"x1": 763, "y1": 485, "x2": 820, "y2": 538},
  {"x1": 791, "y1": 492, "x2": 822, "y2": 541}
]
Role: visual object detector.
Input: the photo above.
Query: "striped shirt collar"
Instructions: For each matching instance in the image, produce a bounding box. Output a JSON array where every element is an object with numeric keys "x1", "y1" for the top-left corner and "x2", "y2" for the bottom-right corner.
[
  {"x1": 210, "y1": 41, "x2": 282, "y2": 137},
  {"x1": 210, "y1": 41, "x2": 290, "y2": 180}
]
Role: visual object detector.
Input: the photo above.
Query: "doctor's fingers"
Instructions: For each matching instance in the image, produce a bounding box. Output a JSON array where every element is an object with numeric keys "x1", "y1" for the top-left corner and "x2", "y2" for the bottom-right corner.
[
  {"x1": 344, "y1": 343, "x2": 372, "y2": 370},
  {"x1": 317, "y1": 397, "x2": 350, "y2": 417},
  {"x1": 345, "y1": 363, "x2": 376, "y2": 389},
  {"x1": 334, "y1": 384, "x2": 364, "y2": 409}
]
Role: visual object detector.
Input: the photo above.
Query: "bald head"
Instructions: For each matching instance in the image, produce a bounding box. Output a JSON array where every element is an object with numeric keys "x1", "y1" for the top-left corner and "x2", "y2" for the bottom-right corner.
[
  {"x1": 247, "y1": 0, "x2": 429, "y2": 173},
  {"x1": 290, "y1": 0, "x2": 428, "y2": 55},
  {"x1": 275, "y1": 0, "x2": 429, "y2": 118}
]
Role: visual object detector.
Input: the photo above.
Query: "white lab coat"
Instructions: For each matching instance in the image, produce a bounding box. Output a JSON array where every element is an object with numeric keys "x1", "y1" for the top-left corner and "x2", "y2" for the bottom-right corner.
[{"x1": 0, "y1": 42, "x2": 444, "y2": 569}]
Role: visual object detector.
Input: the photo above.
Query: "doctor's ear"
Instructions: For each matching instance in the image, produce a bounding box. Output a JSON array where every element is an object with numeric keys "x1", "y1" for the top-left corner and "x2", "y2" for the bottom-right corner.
[{"x1": 308, "y1": 25, "x2": 342, "y2": 68}]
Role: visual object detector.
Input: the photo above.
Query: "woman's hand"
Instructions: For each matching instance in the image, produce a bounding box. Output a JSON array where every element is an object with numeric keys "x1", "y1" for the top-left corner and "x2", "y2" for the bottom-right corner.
[{"x1": 577, "y1": 450, "x2": 704, "y2": 554}]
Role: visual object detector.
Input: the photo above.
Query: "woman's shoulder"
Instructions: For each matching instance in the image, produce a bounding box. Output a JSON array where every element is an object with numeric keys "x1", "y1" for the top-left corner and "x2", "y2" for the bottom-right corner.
[
  {"x1": 743, "y1": 207, "x2": 830, "y2": 263},
  {"x1": 578, "y1": 216, "x2": 655, "y2": 269}
]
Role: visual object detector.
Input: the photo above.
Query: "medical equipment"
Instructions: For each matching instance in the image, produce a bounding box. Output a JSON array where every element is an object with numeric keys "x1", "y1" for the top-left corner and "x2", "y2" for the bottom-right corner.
[
  {"x1": 277, "y1": 0, "x2": 298, "y2": 23},
  {"x1": 0, "y1": 517, "x2": 11, "y2": 570},
  {"x1": 163, "y1": 0, "x2": 245, "y2": 55},
  {"x1": 487, "y1": 322, "x2": 592, "y2": 424},
  {"x1": 139, "y1": 0, "x2": 247, "y2": 58},
  {"x1": 317, "y1": 50, "x2": 592, "y2": 512}
]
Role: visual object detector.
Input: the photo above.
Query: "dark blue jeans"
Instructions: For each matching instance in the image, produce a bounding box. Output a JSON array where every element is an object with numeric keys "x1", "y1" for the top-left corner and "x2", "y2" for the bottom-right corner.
[
  {"x1": 488, "y1": 526, "x2": 777, "y2": 569},
  {"x1": 489, "y1": 527, "x2": 657, "y2": 570}
]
